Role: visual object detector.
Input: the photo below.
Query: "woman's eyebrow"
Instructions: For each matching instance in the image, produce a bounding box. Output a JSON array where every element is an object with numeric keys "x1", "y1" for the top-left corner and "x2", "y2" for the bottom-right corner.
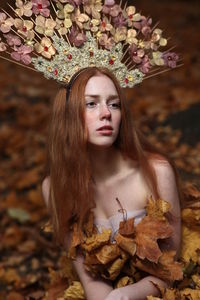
[{"x1": 85, "y1": 94, "x2": 119, "y2": 100}]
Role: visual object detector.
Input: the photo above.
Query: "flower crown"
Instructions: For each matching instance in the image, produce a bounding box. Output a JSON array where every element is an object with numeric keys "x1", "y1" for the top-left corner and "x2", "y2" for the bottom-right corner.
[{"x1": 0, "y1": 0, "x2": 180, "y2": 87}]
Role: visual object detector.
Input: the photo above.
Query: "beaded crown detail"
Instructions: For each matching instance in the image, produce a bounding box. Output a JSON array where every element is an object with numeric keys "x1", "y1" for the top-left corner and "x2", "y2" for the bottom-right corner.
[{"x1": 0, "y1": 0, "x2": 180, "y2": 87}]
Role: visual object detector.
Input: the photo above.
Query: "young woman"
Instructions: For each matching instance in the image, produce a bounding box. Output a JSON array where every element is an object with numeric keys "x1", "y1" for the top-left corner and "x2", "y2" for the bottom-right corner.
[{"x1": 42, "y1": 66, "x2": 181, "y2": 300}]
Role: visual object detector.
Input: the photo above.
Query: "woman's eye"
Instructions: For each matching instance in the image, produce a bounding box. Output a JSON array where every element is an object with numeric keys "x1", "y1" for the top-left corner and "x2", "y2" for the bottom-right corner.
[
  {"x1": 108, "y1": 102, "x2": 121, "y2": 109},
  {"x1": 86, "y1": 102, "x2": 96, "y2": 108}
]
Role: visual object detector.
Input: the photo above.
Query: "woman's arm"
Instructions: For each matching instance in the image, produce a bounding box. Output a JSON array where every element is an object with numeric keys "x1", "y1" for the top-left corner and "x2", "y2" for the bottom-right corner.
[
  {"x1": 41, "y1": 177, "x2": 113, "y2": 300},
  {"x1": 104, "y1": 275, "x2": 167, "y2": 300},
  {"x1": 72, "y1": 253, "x2": 113, "y2": 300},
  {"x1": 105, "y1": 159, "x2": 181, "y2": 300},
  {"x1": 152, "y1": 159, "x2": 182, "y2": 256}
]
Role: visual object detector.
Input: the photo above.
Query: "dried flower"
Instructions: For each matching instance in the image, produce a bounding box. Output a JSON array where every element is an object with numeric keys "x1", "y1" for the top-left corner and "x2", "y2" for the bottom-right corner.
[
  {"x1": 55, "y1": 18, "x2": 70, "y2": 35},
  {"x1": 129, "y1": 43, "x2": 145, "y2": 64},
  {"x1": 84, "y1": 0, "x2": 102, "y2": 19},
  {"x1": 151, "y1": 51, "x2": 165, "y2": 66},
  {"x1": 35, "y1": 16, "x2": 56, "y2": 36},
  {"x1": 99, "y1": 17, "x2": 113, "y2": 32},
  {"x1": 126, "y1": 29, "x2": 137, "y2": 45},
  {"x1": 4, "y1": 33, "x2": 22, "y2": 47},
  {"x1": 109, "y1": 4, "x2": 121, "y2": 17},
  {"x1": 126, "y1": 6, "x2": 141, "y2": 26},
  {"x1": 138, "y1": 55, "x2": 151, "y2": 73},
  {"x1": 71, "y1": 7, "x2": 89, "y2": 29},
  {"x1": 32, "y1": 0, "x2": 50, "y2": 17},
  {"x1": 68, "y1": 26, "x2": 88, "y2": 47},
  {"x1": 35, "y1": 37, "x2": 56, "y2": 58},
  {"x1": 11, "y1": 44, "x2": 33, "y2": 64},
  {"x1": 112, "y1": 13, "x2": 127, "y2": 28},
  {"x1": 0, "y1": 13, "x2": 13, "y2": 33},
  {"x1": 113, "y1": 27, "x2": 127, "y2": 43},
  {"x1": 152, "y1": 28, "x2": 167, "y2": 46},
  {"x1": 98, "y1": 33, "x2": 114, "y2": 50},
  {"x1": 162, "y1": 52, "x2": 179, "y2": 68},
  {"x1": 14, "y1": 18, "x2": 35, "y2": 40},
  {"x1": 15, "y1": 0, "x2": 33, "y2": 17}
]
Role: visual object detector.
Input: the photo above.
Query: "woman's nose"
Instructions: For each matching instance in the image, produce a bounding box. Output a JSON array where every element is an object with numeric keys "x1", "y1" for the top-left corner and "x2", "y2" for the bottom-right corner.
[{"x1": 99, "y1": 104, "x2": 111, "y2": 119}]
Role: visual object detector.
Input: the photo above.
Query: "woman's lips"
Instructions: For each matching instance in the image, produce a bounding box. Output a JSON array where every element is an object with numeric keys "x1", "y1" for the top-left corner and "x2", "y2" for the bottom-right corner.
[
  {"x1": 97, "y1": 125, "x2": 113, "y2": 131},
  {"x1": 97, "y1": 125, "x2": 113, "y2": 135}
]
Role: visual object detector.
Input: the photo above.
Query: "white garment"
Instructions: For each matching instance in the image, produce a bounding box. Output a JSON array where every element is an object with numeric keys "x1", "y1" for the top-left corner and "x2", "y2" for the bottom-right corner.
[{"x1": 94, "y1": 209, "x2": 146, "y2": 241}]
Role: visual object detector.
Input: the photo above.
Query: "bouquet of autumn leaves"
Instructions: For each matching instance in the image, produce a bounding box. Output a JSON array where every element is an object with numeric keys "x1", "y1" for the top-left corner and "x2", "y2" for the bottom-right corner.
[{"x1": 68, "y1": 197, "x2": 183, "y2": 287}]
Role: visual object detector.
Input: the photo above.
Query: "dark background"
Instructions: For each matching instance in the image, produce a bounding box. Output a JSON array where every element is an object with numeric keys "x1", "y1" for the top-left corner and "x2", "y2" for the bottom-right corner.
[{"x1": 0, "y1": 0, "x2": 200, "y2": 299}]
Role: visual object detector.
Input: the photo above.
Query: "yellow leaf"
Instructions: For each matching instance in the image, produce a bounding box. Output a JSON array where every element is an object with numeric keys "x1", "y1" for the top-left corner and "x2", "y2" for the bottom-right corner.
[
  {"x1": 95, "y1": 244, "x2": 121, "y2": 264},
  {"x1": 115, "y1": 276, "x2": 134, "y2": 288},
  {"x1": 81, "y1": 228, "x2": 112, "y2": 252},
  {"x1": 63, "y1": 281, "x2": 85, "y2": 299},
  {"x1": 181, "y1": 225, "x2": 200, "y2": 263},
  {"x1": 180, "y1": 288, "x2": 200, "y2": 300},
  {"x1": 115, "y1": 233, "x2": 136, "y2": 256}
]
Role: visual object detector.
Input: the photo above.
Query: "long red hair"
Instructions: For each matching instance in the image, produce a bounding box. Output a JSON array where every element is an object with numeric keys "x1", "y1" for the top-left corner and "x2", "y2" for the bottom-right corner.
[{"x1": 46, "y1": 67, "x2": 180, "y2": 245}]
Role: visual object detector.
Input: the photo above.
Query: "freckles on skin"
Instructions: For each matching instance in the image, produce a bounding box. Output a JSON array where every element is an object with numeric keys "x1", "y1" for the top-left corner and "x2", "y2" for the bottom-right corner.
[{"x1": 84, "y1": 75, "x2": 121, "y2": 147}]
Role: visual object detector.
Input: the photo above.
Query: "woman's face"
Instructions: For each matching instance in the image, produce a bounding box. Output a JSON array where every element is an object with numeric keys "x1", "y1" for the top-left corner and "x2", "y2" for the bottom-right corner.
[{"x1": 84, "y1": 74, "x2": 121, "y2": 148}]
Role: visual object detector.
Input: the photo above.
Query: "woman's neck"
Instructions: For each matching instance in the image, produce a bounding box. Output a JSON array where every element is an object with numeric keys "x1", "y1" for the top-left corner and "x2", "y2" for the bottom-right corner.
[{"x1": 88, "y1": 145, "x2": 127, "y2": 184}]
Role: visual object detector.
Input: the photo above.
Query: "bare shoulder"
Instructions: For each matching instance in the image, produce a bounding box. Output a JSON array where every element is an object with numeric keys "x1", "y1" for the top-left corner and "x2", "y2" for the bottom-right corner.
[
  {"x1": 149, "y1": 156, "x2": 180, "y2": 215},
  {"x1": 42, "y1": 176, "x2": 50, "y2": 207},
  {"x1": 150, "y1": 157, "x2": 176, "y2": 182}
]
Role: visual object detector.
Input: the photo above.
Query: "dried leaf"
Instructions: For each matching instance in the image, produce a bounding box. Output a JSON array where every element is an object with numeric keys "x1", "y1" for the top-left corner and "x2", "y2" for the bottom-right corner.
[
  {"x1": 181, "y1": 225, "x2": 200, "y2": 263},
  {"x1": 95, "y1": 244, "x2": 121, "y2": 264},
  {"x1": 62, "y1": 281, "x2": 85, "y2": 299},
  {"x1": 115, "y1": 276, "x2": 134, "y2": 288},
  {"x1": 81, "y1": 228, "x2": 112, "y2": 252},
  {"x1": 102, "y1": 251, "x2": 129, "y2": 280},
  {"x1": 118, "y1": 217, "x2": 135, "y2": 237},
  {"x1": 146, "y1": 197, "x2": 171, "y2": 220},
  {"x1": 132, "y1": 251, "x2": 183, "y2": 282},
  {"x1": 115, "y1": 233, "x2": 136, "y2": 256},
  {"x1": 181, "y1": 208, "x2": 200, "y2": 228},
  {"x1": 134, "y1": 215, "x2": 173, "y2": 262},
  {"x1": 180, "y1": 288, "x2": 200, "y2": 300}
]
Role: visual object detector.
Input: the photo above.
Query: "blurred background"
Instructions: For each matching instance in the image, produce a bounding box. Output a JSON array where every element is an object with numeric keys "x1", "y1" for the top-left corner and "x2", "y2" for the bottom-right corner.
[{"x1": 0, "y1": 0, "x2": 200, "y2": 299}]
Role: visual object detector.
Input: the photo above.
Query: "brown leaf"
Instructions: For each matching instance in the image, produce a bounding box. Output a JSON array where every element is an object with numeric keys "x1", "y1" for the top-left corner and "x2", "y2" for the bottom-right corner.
[
  {"x1": 134, "y1": 215, "x2": 173, "y2": 262},
  {"x1": 115, "y1": 233, "x2": 136, "y2": 256},
  {"x1": 132, "y1": 251, "x2": 183, "y2": 282},
  {"x1": 118, "y1": 217, "x2": 135, "y2": 237}
]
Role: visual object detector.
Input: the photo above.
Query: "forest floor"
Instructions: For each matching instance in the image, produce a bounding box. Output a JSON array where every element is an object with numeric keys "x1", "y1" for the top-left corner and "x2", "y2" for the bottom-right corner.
[{"x1": 0, "y1": 0, "x2": 200, "y2": 299}]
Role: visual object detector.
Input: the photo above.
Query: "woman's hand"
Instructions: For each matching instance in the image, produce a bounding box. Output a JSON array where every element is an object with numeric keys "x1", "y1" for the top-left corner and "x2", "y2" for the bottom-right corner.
[{"x1": 104, "y1": 289, "x2": 130, "y2": 300}]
